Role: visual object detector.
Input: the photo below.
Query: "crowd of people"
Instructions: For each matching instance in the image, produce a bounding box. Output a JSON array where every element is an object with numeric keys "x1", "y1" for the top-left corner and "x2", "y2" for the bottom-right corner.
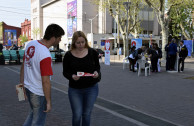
[{"x1": 128, "y1": 39, "x2": 188, "y2": 73}]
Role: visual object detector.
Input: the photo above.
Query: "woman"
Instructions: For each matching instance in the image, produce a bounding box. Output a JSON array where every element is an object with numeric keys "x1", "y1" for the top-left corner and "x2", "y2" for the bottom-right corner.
[
  {"x1": 154, "y1": 43, "x2": 162, "y2": 72},
  {"x1": 148, "y1": 43, "x2": 159, "y2": 72},
  {"x1": 63, "y1": 31, "x2": 101, "y2": 126},
  {"x1": 128, "y1": 46, "x2": 136, "y2": 72}
]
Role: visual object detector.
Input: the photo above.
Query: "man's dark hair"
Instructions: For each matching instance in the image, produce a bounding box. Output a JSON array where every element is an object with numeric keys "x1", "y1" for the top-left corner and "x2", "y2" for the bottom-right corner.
[
  {"x1": 180, "y1": 40, "x2": 184, "y2": 44},
  {"x1": 43, "y1": 24, "x2": 65, "y2": 40}
]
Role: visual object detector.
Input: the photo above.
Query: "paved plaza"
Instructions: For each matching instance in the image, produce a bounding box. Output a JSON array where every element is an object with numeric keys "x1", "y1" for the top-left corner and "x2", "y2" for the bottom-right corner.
[{"x1": 0, "y1": 58, "x2": 194, "y2": 126}]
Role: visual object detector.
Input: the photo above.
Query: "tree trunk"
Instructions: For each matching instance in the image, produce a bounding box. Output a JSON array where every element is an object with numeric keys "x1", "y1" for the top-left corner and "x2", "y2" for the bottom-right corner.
[
  {"x1": 122, "y1": 34, "x2": 127, "y2": 57},
  {"x1": 180, "y1": 23, "x2": 191, "y2": 40},
  {"x1": 161, "y1": 25, "x2": 168, "y2": 60}
]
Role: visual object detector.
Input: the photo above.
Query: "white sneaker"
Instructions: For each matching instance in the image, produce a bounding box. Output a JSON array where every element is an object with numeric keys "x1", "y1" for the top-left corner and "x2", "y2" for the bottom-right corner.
[{"x1": 180, "y1": 71, "x2": 183, "y2": 73}]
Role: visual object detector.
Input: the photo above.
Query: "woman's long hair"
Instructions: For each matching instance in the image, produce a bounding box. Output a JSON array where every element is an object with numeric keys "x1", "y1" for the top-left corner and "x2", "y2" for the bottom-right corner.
[{"x1": 70, "y1": 31, "x2": 90, "y2": 50}]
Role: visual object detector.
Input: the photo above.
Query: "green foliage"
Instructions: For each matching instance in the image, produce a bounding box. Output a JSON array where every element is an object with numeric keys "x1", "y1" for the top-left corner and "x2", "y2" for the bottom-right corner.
[
  {"x1": 170, "y1": 1, "x2": 194, "y2": 39},
  {"x1": 19, "y1": 35, "x2": 28, "y2": 44},
  {"x1": 32, "y1": 28, "x2": 41, "y2": 39}
]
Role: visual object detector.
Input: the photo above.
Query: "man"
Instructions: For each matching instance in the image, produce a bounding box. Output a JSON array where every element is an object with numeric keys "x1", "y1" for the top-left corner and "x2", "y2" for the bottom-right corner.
[
  {"x1": 165, "y1": 41, "x2": 170, "y2": 71},
  {"x1": 20, "y1": 24, "x2": 65, "y2": 126},
  {"x1": 168, "y1": 39, "x2": 177, "y2": 70},
  {"x1": 178, "y1": 40, "x2": 188, "y2": 72}
]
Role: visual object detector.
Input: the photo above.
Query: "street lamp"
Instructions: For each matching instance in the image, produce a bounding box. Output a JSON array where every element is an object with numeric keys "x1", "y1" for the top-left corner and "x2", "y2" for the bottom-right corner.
[
  {"x1": 89, "y1": 14, "x2": 98, "y2": 48},
  {"x1": 89, "y1": 14, "x2": 99, "y2": 34},
  {"x1": 123, "y1": 0, "x2": 131, "y2": 56}
]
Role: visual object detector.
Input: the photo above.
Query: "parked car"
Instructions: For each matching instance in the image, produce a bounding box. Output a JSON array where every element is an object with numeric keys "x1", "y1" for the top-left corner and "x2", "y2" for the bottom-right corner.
[{"x1": 95, "y1": 48, "x2": 104, "y2": 58}]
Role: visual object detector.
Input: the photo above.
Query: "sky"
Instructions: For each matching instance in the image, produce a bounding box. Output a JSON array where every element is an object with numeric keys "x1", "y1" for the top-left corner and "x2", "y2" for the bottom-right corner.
[{"x1": 0, "y1": 0, "x2": 31, "y2": 27}]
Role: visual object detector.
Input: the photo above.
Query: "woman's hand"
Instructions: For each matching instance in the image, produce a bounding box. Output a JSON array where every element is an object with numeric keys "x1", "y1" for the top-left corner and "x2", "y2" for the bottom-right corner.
[
  {"x1": 93, "y1": 71, "x2": 99, "y2": 78},
  {"x1": 72, "y1": 74, "x2": 80, "y2": 81}
]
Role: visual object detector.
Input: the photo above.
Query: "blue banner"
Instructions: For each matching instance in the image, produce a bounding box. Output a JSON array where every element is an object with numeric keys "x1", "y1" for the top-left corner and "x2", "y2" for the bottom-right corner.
[
  {"x1": 101, "y1": 41, "x2": 105, "y2": 46},
  {"x1": 184, "y1": 40, "x2": 192, "y2": 56},
  {"x1": 131, "y1": 38, "x2": 142, "y2": 49}
]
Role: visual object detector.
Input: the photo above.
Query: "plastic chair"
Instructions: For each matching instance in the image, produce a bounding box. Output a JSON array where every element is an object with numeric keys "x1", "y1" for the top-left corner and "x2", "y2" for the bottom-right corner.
[
  {"x1": 3, "y1": 50, "x2": 10, "y2": 61},
  {"x1": 19, "y1": 50, "x2": 25, "y2": 62},
  {"x1": 137, "y1": 58, "x2": 151, "y2": 76},
  {"x1": 123, "y1": 57, "x2": 129, "y2": 70},
  {"x1": 10, "y1": 50, "x2": 18, "y2": 61}
]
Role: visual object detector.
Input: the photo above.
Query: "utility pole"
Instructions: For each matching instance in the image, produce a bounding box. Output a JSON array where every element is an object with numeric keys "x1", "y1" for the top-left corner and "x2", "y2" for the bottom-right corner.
[
  {"x1": 89, "y1": 14, "x2": 98, "y2": 33},
  {"x1": 89, "y1": 14, "x2": 98, "y2": 48}
]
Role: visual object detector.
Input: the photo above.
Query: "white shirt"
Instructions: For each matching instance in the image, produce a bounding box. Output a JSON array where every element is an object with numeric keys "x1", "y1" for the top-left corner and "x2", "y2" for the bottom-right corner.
[{"x1": 24, "y1": 40, "x2": 53, "y2": 96}]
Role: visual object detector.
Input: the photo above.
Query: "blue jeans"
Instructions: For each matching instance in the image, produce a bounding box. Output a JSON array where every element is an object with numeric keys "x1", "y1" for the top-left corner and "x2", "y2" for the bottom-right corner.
[
  {"x1": 23, "y1": 88, "x2": 47, "y2": 126},
  {"x1": 68, "y1": 83, "x2": 99, "y2": 126}
]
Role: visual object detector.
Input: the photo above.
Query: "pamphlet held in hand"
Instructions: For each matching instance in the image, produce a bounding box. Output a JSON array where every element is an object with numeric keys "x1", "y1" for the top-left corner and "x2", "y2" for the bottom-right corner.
[
  {"x1": 77, "y1": 72, "x2": 94, "y2": 77},
  {"x1": 16, "y1": 84, "x2": 26, "y2": 101}
]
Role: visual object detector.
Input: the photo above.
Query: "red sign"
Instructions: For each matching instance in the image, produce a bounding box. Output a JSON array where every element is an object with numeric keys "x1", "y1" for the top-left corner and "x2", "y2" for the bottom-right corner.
[
  {"x1": 131, "y1": 41, "x2": 136, "y2": 47},
  {"x1": 105, "y1": 40, "x2": 110, "y2": 50}
]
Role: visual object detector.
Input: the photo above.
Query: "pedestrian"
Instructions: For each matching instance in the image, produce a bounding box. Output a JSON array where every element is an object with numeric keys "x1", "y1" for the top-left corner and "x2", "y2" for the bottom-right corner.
[
  {"x1": 168, "y1": 39, "x2": 177, "y2": 71},
  {"x1": 128, "y1": 46, "x2": 136, "y2": 72},
  {"x1": 178, "y1": 40, "x2": 188, "y2": 72},
  {"x1": 165, "y1": 41, "x2": 170, "y2": 71},
  {"x1": 154, "y1": 43, "x2": 162, "y2": 72},
  {"x1": 0, "y1": 40, "x2": 3, "y2": 52},
  {"x1": 63, "y1": 31, "x2": 101, "y2": 126},
  {"x1": 20, "y1": 23, "x2": 65, "y2": 126}
]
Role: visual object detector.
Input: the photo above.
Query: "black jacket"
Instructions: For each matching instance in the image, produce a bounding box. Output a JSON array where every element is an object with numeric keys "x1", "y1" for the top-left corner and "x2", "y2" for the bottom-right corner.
[{"x1": 179, "y1": 45, "x2": 188, "y2": 58}]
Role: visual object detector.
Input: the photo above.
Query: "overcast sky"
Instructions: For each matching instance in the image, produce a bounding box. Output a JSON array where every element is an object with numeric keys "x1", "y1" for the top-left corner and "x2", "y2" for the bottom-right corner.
[{"x1": 0, "y1": 0, "x2": 31, "y2": 27}]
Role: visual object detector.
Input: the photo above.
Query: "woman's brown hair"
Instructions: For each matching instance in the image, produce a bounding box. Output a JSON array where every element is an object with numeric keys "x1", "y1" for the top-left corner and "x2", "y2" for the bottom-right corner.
[{"x1": 70, "y1": 31, "x2": 90, "y2": 50}]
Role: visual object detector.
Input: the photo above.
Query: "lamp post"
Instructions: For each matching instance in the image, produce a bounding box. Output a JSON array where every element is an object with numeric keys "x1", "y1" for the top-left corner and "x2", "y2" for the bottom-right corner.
[
  {"x1": 89, "y1": 14, "x2": 98, "y2": 48},
  {"x1": 89, "y1": 14, "x2": 98, "y2": 34},
  {"x1": 123, "y1": 0, "x2": 131, "y2": 56}
]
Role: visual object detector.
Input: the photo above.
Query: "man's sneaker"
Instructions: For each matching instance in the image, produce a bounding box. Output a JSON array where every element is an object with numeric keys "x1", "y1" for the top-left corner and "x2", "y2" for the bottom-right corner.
[{"x1": 180, "y1": 71, "x2": 183, "y2": 73}]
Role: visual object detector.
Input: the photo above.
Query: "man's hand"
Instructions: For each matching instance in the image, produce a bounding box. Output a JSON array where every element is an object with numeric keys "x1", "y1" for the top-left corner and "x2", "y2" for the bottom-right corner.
[
  {"x1": 72, "y1": 74, "x2": 80, "y2": 81},
  {"x1": 44, "y1": 102, "x2": 51, "y2": 113},
  {"x1": 93, "y1": 71, "x2": 99, "y2": 78}
]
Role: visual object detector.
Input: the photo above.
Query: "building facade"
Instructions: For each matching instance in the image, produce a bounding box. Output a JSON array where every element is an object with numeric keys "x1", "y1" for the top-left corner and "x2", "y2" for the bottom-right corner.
[
  {"x1": 0, "y1": 22, "x2": 21, "y2": 48},
  {"x1": 21, "y1": 19, "x2": 31, "y2": 40},
  {"x1": 31, "y1": 0, "x2": 162, "y2": 52}
]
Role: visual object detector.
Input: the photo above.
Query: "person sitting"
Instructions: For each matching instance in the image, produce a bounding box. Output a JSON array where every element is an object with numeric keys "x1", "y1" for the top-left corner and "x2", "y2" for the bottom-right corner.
[
  {"x1": 133, "y1": 46, "x2": 146, "y2": 70},
  {"x1": 148, "y1": 44, "x2": 159, "y2": 72},
  {"x1": 10, "y1": 44, "x2": 18, "y2": 50}
]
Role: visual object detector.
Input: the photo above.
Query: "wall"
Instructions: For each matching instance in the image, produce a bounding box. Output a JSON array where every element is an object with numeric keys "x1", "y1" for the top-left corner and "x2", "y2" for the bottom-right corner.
[
  {"x1": 82, "y1": 0, "x2": 98, "y2": 34},
  {"x1": 42, "y1": 0, "x2": 67, "y2": 50},
  {"x1": 21, "y1": 19, "x2": 31, "y2": 40}
]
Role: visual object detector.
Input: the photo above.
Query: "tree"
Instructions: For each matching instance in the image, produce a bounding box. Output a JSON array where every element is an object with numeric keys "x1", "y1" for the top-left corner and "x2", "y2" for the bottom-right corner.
[
  {"x1": 32, "y1": 28, "x2": 41, "y2": 40},
  {"x1": 170, "y1": 1, "x2": 194, "y2": 40},
  {"x1": 143, "y1": 0, "x2": 184, "y2": 58},
  {"x1": 19, "y1": 35, "x2": 28, "y2": 45},
  {"x1": 88, "y1": 0, "x2": 143, "y2": 56}
]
